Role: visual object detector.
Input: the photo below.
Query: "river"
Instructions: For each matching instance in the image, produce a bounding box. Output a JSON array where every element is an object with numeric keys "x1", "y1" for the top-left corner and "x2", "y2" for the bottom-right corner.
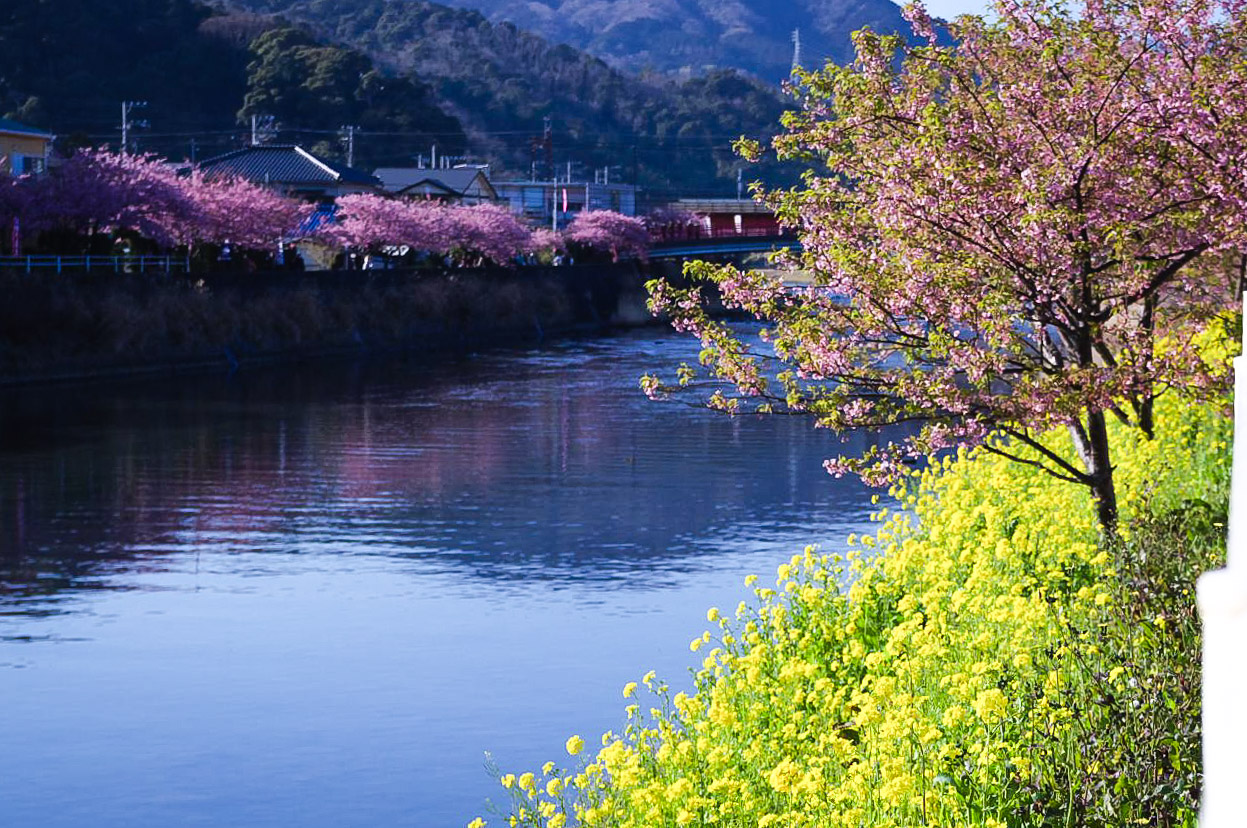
[{"x1": 0, "y1": 328, "x2": 882, "y2": 828}]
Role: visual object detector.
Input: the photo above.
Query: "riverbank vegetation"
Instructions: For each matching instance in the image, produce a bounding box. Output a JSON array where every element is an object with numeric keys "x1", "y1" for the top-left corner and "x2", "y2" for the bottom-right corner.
[{"x1": 478, "y1": 384, "x2": 1229, "y2": 828}]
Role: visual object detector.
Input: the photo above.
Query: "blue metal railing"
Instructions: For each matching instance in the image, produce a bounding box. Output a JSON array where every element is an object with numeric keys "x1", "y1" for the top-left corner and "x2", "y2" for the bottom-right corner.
[{"x1": 0, "y1": 255, "x2": 191, "y2": 274}]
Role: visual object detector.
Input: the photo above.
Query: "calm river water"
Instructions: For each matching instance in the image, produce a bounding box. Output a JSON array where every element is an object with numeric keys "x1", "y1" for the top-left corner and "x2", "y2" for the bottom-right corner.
[{"x1": 0, "y1": 328, "x2": 882, "y2": 828}]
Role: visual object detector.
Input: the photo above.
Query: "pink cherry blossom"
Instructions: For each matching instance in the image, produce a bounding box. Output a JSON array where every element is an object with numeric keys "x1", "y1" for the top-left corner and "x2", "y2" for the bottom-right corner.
[
  {"x1": 649, "y1": 0, "x2": 1247, "y2": 532},
  {"x1": 565, "y1": 210, "x2": 650, "y2": 262}
]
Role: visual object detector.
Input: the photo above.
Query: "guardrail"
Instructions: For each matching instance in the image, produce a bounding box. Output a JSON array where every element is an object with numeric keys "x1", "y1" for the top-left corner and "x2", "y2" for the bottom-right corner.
[
  {"x1": 0, "y1": 255, "x2": 191, "y2": 274},
  {"x1": 649, "y1": 226, "x2": 788, "y2": 243}
]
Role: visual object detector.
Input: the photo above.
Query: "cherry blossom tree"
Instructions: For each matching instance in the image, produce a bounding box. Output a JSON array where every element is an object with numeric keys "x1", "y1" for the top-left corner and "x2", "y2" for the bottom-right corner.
[
  {"x1": 447, "y1": 202, "x2": 533, "y2": 266},
  {"x1": 320, "y1": 193, "x2": 419, "y2": 252},
  {"x1": 526, "y1": 228, "x2": 564, "y2": 258},
  {"x1": 646, "y1": 0, "x2": 1247, "y2": 532},
  {"x1": 321, "y1": 196, "x2": 532, "y2": 265},
  {"x1": 183, "y1": 172, "x2": 311, "y2": 250},
  {"x1": 565, "y1": 210, "x2": 650, "y2": 262},
  {"x1": 22, "y1": 149, "x2": 194, "y2": 247}
]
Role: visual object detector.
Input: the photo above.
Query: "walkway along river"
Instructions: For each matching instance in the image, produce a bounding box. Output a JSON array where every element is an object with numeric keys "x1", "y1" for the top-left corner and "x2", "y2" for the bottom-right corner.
[{"x1": 0, "y1": 327, "x2": 885, "y2": 827}]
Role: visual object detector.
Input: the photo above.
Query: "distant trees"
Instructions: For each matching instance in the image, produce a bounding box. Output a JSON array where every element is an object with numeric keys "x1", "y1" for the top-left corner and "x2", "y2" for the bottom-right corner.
[
  {"x1": 323, "y1": 196, "x2": 536, "y2": 266},
  {"x1": 3, "y1": 150, "x2": 309, "y2": 255},
  {"x1": 0, "y1": 0, "x2": 249, "y2": 144},
  {"x1": 238, "y1": 27, "x2": 467, "y2": 169},
  {"x1": 325, "y1": 195, "x2": 649, "y2": 266},
  {"x1": 1, "y1": 150, "x2": 652, "y2": 266},
  {"x1": 1, "y1": 0, "x2": 801, "y2": 195},
  {"x1": 221, "y1": 0, "x2": 799, "y2": 194},
  {"x1": 565, "y1": 210, "x2": 649, "y2": 262}
]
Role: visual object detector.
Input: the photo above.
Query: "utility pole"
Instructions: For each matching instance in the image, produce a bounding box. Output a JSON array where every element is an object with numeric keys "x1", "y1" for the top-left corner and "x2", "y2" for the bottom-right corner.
[
  {"x1": 249, "y1": 114, "x2": 278, "y2": 147},
  {"x1": 544, "y1": 116, "x2": 554, "y2": 179},
  {"x1": 120, "y1": 101, "x2": 148, "y2": 155},
  {"x1": 544, "y1": 115, "x2": 557, "y2": 231},
  {"x1": 341, "y1": 125, "x2": 359, "y2": 167}
]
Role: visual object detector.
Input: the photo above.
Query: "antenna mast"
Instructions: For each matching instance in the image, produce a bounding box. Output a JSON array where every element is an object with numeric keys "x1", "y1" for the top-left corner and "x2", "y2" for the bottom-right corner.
[{"x1": 791, "y1": 29, "x2": 802, "y2": 74}]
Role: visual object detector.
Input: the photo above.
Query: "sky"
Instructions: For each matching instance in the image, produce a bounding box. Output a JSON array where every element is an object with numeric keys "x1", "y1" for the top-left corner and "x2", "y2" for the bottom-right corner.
[{"x1": 922, "y1": 0, "x2": 997, "y2": 20}]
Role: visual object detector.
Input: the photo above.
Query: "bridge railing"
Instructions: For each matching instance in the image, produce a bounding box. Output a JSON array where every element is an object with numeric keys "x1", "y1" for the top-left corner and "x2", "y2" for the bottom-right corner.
[
  {"x1": 0, "y1": 254, "x2": 191, "y2": 274},
  {"x1": 649, "y1": 226, "x2": 792, "y2": 244}
]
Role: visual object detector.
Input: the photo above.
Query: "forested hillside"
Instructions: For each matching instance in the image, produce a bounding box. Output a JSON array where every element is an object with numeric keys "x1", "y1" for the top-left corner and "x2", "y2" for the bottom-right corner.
[
  {"x1": 233, "y1": 0, "x2": 911, "y2": 81},
  {"x1": 1, "y1": 0, "x2": 798, "y2": 196},
  {"x1": 222, "y1": 0, "x2": 798, "y2": 196},
  {"x1": 0, "y1": 0, "x2": 466, "y2": 167}
]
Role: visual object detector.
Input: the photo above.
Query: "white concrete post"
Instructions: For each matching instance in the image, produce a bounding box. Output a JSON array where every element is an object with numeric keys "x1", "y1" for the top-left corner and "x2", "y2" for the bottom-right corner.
[{"x1": 1197, "y1": 299, "x2": 1247, "y2": 826}]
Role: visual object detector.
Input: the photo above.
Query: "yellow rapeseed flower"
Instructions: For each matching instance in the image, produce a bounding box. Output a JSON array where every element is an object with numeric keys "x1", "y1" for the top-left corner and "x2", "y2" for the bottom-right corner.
[
  {"x1": 973, "y1": 688, "x2": 1008, "y2": 724},
  {"x1": 566, "y1": 735, "x2": 585, "y2": 756}
]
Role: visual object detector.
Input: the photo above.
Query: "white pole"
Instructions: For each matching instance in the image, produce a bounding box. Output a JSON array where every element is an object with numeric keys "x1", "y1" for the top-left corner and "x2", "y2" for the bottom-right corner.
[{"x1": 1198, "y1": 295, "x2": 1247, "y2": 826}]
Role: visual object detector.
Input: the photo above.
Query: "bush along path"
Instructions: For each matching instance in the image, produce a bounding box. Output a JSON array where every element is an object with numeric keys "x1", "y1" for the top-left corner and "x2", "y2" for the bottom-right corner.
[{"x1": 474, "y1": 385, "x2": 1230, "y2": 828}]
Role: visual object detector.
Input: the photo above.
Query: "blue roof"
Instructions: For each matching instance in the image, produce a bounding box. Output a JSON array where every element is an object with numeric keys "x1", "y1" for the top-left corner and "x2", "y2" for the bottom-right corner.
[
  {"x1": 295, "y1": 203, "x2": 338, "y2": 238},
  {"x1": 0, "y1": 118, "x2": 53, "y2": 138},
  {"x1": 198, "y1": 145, "x2": 379, "y2": 187}
]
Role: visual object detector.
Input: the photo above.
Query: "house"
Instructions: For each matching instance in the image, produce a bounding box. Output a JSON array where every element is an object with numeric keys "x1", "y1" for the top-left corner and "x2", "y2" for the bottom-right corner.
[
  {"x1": 494, "y1": 180, "x2": 638, "y2": 227},
  {"x1": 196, "y1": 144, "x2": 380, "y2": 200},
  {"x1": 0, "y1": 119, "x2": 53, "y2": 176},
  {"x1": 373, "y1": 166, "x2": 498, "y2": 205},
  {"x1": 667, "y1": 198, "x2": 781, "y2": 237}
]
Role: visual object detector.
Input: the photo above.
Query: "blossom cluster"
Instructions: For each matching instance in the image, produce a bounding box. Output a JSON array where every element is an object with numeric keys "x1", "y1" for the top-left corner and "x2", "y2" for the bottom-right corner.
[
  {"x1": 648, "y1": 0, "x2": 1247, "y2": 528},
  {"x1": 0, "y1": 149, "x2": 311, "y2": 250}
]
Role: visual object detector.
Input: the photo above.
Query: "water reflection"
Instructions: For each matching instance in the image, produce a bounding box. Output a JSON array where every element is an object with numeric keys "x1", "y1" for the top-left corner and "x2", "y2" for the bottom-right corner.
[
  {"x1": 0, "y1": 329, "x2": 888, "y2": 827},
  {"x1": 1, "y1": 333, "x2": 889, "y2": 601}
]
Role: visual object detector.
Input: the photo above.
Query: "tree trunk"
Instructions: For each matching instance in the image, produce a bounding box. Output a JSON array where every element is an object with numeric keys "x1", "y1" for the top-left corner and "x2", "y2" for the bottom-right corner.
[
  {"x1": 1138, "y1": 295, "x2": 1155, "y2": 440},
  {"x1": 1069, "y1": 410, "x2": 1119, "y2": 535}
]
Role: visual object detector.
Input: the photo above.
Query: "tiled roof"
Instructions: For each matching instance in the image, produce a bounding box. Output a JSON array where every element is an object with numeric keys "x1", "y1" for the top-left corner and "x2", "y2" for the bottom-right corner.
[
  {"x1": 0, "y1": 118, "x2": 53, "y2": 138},
  {"x1": 374, "y1": 167, "x2": 488, "y2": 195},
  {"x1": 198, "y1": 145, "x2": 380, "y2": 187}
]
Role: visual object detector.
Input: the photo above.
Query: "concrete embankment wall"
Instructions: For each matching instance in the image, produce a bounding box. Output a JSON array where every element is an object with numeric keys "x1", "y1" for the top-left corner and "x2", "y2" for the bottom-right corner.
[{"x1": 0, "y1": 262, "x2": 666, "y2": 386}]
